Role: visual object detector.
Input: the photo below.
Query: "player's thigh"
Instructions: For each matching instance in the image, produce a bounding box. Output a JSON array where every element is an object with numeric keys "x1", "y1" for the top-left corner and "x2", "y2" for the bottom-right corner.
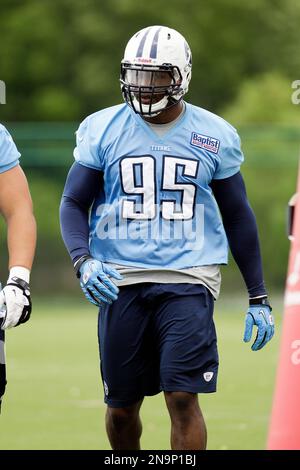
[
  {"x1": 154, "y1": 284, "x2": 218, "y2": 393},
  {"x1": 98, "y1": 284, "x2": 159, "y2": 407}
]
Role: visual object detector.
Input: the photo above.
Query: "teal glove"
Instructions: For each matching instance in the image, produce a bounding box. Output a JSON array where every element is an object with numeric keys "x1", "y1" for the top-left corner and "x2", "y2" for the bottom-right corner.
[
  {"x1": 77, "y1": 257, "x2": 123, "y2": 307},
  {"x1": 243, "y1": 298, "x2": 274, "y2": 351}
]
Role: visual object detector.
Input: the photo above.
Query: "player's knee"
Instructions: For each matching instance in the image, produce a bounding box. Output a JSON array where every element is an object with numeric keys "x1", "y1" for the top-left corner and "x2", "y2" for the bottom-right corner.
[
  {"x1": 165, "y1": 391, "x2": 198, "y2": 418},
  {"x1": 107, "y1": 405, "x2": 139, "y2": 432}
]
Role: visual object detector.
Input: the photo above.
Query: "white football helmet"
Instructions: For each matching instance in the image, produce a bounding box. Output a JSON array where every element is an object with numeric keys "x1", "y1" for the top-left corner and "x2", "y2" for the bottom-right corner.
[{"x1": 120, "y1": 26, "x2": 192, "y2": 117}]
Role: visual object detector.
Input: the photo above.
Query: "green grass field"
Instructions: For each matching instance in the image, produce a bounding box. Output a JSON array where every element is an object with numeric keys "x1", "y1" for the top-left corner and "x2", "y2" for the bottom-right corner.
[{"x1": 0, "y1": 294, "x2": 283, "y2": 450}]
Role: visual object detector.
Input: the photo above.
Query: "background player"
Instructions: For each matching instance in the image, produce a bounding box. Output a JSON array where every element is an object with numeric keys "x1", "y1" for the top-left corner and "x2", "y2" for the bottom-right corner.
[
  {"x1": 0, "y1": 124, "x2": 36, "y2": 409},
  {"x1": 60, "y1": 26, "x2": 274, "y2": 449}
]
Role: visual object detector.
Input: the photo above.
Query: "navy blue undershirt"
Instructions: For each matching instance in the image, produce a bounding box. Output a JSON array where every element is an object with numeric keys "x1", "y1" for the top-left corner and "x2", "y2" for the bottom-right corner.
[
  {"x1": 210, "y1": 173, "x2": 266, "y2": 298},
  {"x1": 60, "y1": 162, "x2": 267, "y2": 298},
  {"x1": 60, "y1": 162, "x2": 102, "y2": 262}
]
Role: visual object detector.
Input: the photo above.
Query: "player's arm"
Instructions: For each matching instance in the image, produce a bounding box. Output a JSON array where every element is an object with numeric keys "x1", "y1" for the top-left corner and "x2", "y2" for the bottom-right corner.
[
  {"x1": 60, "y1": 162, "x2": 122, "y2": 307},
  {"x1": 0, "y1": 165, "x2": 36, "y2": 329},
  {"x1": 211, "y1": 171, "x2": 274, "y2": 350},
  {"x1": 0, "y1": 165, "x2": 36, "y2": 270}
]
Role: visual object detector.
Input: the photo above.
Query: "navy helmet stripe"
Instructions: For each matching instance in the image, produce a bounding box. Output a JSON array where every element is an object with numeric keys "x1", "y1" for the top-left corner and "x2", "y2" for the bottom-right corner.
[
  {"x1": 150, "y1": 27, "x2": 162, "y2": 59},
  {"x1": 136, "y1": 28, "x2": 151, "y2": 57}
]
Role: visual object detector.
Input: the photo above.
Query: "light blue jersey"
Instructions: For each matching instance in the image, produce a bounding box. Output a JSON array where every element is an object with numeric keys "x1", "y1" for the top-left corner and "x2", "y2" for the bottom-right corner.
[
  {"x1": 74, "y1": 102, "x2": 244, "y2": 269},
  {"x1": 0, "y1": 124, "x2": 20, "y2": 173}
]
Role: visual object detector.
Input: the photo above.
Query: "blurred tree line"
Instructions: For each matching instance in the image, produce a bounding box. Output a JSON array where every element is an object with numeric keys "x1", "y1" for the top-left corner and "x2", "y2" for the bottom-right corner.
[
  {"x1": 0, "y1": 0, "x2": 299, "y2": 296},
  {"x1": 1, "y1": 0, "x2": 300, "y2": 120}
]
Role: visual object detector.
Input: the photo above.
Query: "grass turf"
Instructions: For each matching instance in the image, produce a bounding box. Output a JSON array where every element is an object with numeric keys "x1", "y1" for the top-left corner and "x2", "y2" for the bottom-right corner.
[{"x1": 0, "y1": 294, "x2": 282, "y2": 450}]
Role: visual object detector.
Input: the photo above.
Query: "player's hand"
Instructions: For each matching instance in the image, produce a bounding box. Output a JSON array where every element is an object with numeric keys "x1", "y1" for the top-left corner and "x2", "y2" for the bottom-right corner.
[
  {"x1": 78, "y1": 258, "x2": 123, "y2": 307},
  {"x1": 0, "y1": 275, "x2": 32, "y2": 330},
  {"x1": 243, "y1": 298, "x2": 274, "y2": 351}
]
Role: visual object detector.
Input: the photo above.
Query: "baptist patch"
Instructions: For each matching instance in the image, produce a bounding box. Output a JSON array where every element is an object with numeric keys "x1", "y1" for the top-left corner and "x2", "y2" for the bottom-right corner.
[{"x1": 190, "y1": 132, "x2": 220, "y2": 154}]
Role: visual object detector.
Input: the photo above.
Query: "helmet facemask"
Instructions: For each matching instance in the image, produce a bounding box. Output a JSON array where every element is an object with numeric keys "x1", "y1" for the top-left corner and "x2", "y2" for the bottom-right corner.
[{"x1": 120, "y1": 63, "x2": 183, "y2": 117}]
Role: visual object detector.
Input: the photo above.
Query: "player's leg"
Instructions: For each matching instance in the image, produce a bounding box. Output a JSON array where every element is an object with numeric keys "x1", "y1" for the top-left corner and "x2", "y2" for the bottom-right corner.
[
  {"x1": 105, "y1": 399, "x2": 143, "y2": 450},
  {"x1": 98, "y1": 283, "x2": 160, "y2": 450},
  {"x1": 152, "y1": 283, "x2": 218, "y2": 450},
  {"x1": 164, "y1": 391, "x2": 207, "y2": 450},
  {"x1": 0, "y1": 329, "x2": 6, "y2": 411}
]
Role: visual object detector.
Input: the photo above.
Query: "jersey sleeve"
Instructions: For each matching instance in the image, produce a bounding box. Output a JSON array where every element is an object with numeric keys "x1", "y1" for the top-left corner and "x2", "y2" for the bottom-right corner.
[
  {"x1": 0, "y1": 126, "x2": 20, "y2": 174},
  {"x1": 73, "y1": 117, "x2": 103, "y2": 170},
  {"x1": 213, "y1": 130, "x2": 244, "y2": 180}
]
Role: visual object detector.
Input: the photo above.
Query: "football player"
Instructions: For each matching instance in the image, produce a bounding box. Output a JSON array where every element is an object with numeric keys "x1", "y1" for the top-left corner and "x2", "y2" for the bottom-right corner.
[
  {"x1": 60, "y1": 26, "x2": 274, "y2": 450},
  {"x1": 0, "y1": 124, "x2": 36, "y2": 409}
]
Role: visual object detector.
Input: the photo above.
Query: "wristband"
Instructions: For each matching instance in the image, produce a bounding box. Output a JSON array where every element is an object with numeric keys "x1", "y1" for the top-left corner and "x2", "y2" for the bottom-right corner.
[{"x1": 74, "y1": 255, "x2": 92, "y2": 278}]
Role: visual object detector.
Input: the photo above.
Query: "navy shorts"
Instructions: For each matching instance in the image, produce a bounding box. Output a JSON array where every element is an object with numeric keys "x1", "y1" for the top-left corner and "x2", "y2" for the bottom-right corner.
[{"x1": 97, "y1": 283, "x2": 219, "y2": 408}]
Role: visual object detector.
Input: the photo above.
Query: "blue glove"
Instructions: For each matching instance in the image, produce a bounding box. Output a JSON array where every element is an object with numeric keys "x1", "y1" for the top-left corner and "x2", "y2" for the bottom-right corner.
[
  {"x1": 78, "y1": 258, "x2": 123, "y2": 307},
  {"x1": 243, "y1": 299, "x2": 274, "y2": 351}
]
